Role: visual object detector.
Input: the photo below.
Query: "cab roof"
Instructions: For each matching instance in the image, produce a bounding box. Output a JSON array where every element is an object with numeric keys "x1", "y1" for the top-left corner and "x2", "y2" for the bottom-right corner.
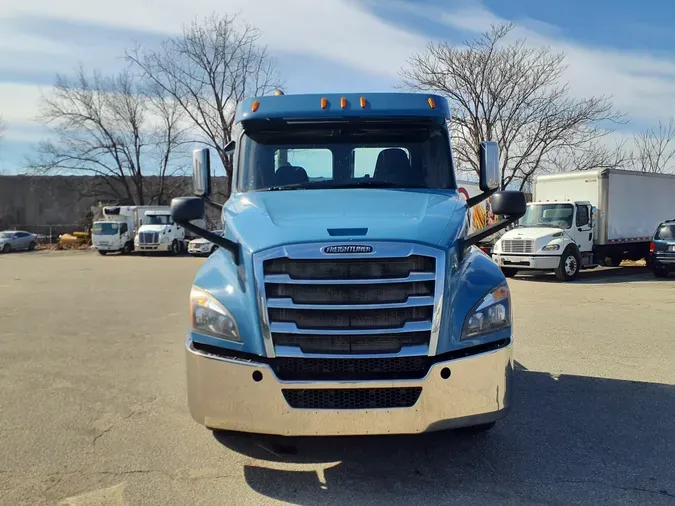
[{"x1": 234, "y1": 92, "x2": 450, "y2": 124}]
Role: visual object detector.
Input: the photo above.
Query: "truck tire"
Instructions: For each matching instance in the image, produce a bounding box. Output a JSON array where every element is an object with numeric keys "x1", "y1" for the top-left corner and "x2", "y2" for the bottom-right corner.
[
  {"x1": 501, "y1": 267, "x2": 518, "y2": 278},
  {"x1": 98, "y1": 250, "x2": 108, "y2": 256},
  {"x1": 654, "y1": 268, "x2": 669, "y2": 278},
  {"x1": 555, "y1": 247, "x2": 581, "y2": 281},
  {"x1": 122, "y1": 243, "x2": 133, "y2": 255},
  {"x1": 170, "y1": 239, "x2": 179, "y2": 255}
]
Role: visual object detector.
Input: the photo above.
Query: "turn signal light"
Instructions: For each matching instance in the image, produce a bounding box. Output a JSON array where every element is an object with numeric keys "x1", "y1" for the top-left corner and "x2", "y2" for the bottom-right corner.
[
  {"x1": 320, "y1": 97, "x2": 328, "y2": 109},
  {"x1": 251, "y1": 100, "x2": 260, "y2": 112}
]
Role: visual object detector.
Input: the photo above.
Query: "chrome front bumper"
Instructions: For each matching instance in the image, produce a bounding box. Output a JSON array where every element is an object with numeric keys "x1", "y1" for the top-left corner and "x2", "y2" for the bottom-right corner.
[
  {"x1": 493, "y1": 254, "x2": 560, "y2": 270},
  {"x1": 185, "y1": 338, "x2": 513, "y2": 436},
  {"x1": 135, "y1": 243, "x2": 170, "y2": 251}
]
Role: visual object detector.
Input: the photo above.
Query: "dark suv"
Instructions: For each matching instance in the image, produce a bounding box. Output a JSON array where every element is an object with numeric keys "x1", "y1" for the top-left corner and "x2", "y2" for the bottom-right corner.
[{"x1": 647, "y1": 219, "x2": 675, "y2": 278}]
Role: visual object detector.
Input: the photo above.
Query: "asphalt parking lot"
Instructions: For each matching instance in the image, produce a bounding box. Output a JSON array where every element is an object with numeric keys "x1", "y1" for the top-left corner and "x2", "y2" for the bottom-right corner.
[{"x1": 0, "y1": 251, "x2": 674, "y2": 505}]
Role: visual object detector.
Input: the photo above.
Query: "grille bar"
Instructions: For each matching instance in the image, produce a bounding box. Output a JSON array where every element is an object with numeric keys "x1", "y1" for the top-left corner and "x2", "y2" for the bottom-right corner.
[
  {"x1": 270, "y1": 321, "x2": 433, "y2": 335},
  {"x1": 264, "y1": 272, "x2": 435, "y2": 285},
  {"x1": 266, "y1": 295, "x2": 435, "y2": 310},
  {"x1": 282, "y1": 387, "x2": 422, "y2": 410}
]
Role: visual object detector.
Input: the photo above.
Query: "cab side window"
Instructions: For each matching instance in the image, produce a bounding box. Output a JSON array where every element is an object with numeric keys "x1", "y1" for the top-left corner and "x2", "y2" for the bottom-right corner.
[
  {"x1": 576, "y1": 205, "x2": 589, "y2": 227},
  {"x1": 120, "y1": 223, "x2": 128, "y2": 234}
]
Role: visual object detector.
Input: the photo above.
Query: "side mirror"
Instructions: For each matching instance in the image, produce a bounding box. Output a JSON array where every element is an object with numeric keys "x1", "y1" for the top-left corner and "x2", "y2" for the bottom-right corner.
[
  {"x1": 170, "y1": 197, "x2": 241, "y2": 265},
  {"x1": 171, "y1": 196, "x2": 205, "y2": 223},
  {"x1": 223, "y1": 140, "x2": 236, "y2": 155},
  {"x1": 490, "y1": 191, "x2": 527, "y2": 218},
  {"x1": 192, "y1": 148, "x2": 211, "y2": 197},
  {"x1": 463, "y1": 191, "x2": 526, "y2": 254},
  {"x1": 479, "y1": 141, "x2": 500, "y2": 192}
]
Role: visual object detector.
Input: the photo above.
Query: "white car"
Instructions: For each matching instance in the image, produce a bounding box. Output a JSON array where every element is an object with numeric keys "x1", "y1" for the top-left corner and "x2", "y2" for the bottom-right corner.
[{"x1": 187, "y1": 230, "x2": 224, "y2": 256}]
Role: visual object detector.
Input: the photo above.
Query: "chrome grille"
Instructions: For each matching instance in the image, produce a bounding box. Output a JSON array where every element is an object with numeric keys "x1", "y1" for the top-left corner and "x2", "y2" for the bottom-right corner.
[
  {"x1": 282, "y1": 387, "x2": 422, "y2": 409},
  {"x1": 501, "y1": 239, "x2": 534, "y2": 254},
  {"x1": 139, "y1": 232, "x2": 159, "y2": 244},
  {"x1": 255, "y1": 243, "x2": 444, "y2": 356}
]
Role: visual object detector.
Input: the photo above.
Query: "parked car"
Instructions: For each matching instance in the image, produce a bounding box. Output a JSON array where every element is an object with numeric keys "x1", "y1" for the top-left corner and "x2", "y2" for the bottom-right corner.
[
  {"x1": 0, "y1": 230, "x2": 38, "y2": 253},
  {"x1": 187, "y1": 230, "x2": 224, "y2": 256},
  {"x1": 646, "y1": 219, "x2": 675, "y2": 278}
]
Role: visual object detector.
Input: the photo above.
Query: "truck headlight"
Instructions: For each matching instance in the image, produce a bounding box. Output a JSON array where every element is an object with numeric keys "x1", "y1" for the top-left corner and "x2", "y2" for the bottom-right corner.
[
  {"x1": 542, "y1": 243, "x2": 560, "y2": 251},
  {"x1": 190, "y1": 287, "x2": 240, "y2": 342},
  {"x1": 492, "y1": 241, "x2": 500, "y2": 253},
  {"x1": 461, "y1": 283, "x2": 511, "y2": 340}
]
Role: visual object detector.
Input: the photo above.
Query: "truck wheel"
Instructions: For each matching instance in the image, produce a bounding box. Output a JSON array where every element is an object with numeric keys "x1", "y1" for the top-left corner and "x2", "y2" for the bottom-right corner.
[
  {"x1": 501, "y1": 267, "x2": 518, "y2": 278},
  {"x1": 455, "y1": 422, "x2": 496, "y2": 435},
  {"x1": 654, "y1": 268, "x2": 669, "y2": 278},
  {"x1": 122, "y1": 243, "x2": 133, "y2": 255},
  {"x1": 555, "y1": 247, "x2": 581, "y2": 281},
  {"x1": 170, "y1": 239, "x2": 179, "y2": 255},
  {"x1": 98, "y1": 250, "x2": 108, "y2": 256}
]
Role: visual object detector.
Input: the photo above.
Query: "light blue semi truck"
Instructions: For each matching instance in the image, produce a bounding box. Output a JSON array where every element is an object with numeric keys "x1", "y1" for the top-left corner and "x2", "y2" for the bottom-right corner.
[{"x1": 171, "y1": 92, "x2": 526, "y2": 436}]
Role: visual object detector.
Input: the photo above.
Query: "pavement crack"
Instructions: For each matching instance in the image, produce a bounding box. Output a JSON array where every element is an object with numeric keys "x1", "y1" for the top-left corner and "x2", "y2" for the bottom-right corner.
[
  {"x1": 554, "y1": 478, "x2": 673, "y2": 498},
  {"x1": 92, "y1": 397, "x2": 157, "y2": 447}
]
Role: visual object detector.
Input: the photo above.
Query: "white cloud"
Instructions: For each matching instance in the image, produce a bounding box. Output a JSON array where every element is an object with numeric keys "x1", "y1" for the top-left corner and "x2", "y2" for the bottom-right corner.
[
  {"x1": 1, "y1": 0, "x2": 425, "y2": 78},
  {"x1": 435, "y1": 3, "x2": 675, "y2": 126}
]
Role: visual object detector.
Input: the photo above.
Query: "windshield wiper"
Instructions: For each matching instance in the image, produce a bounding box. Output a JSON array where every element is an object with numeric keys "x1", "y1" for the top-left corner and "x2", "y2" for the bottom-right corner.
[{"x1": 263, "y1": 183, "x2": 311, "y2": 191}]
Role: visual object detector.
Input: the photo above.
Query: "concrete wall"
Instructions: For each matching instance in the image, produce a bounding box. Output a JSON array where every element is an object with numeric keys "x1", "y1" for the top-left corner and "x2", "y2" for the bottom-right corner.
[{"x1": 0, "y1": 175, "x2": 229, "y2": 235}]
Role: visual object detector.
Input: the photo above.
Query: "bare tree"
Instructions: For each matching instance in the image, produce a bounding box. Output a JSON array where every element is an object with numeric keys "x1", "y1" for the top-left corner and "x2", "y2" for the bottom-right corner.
[
  {"x1": 127, "y1": 14, "x2": 283, "y2": 191},
  {"x1": 631, "y1": 118, "x2": 675, "y2": 173},
  {"x1": 26, "y1": 67, "x2": 188, "y2": 205},
  {"x1": 401, "y1": 23, "x2": 624, "y2": 190}
]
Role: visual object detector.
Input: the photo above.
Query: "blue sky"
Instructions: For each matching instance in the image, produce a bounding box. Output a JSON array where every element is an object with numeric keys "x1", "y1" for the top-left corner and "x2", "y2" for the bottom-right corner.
[{"x1": 2, "y1": 0, "x2": 675, "y2": 173}]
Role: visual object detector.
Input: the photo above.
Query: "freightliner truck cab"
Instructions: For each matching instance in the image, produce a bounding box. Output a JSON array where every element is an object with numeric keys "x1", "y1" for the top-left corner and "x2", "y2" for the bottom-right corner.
[{"x1": 171, "y1": 92, "x2": 526, "y2": 436}]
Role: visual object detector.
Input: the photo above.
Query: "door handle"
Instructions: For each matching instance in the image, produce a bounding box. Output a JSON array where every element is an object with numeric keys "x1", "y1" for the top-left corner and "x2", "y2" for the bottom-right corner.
[{"x1": 588, "y1": 232, "x2": 592, "y2": 241}]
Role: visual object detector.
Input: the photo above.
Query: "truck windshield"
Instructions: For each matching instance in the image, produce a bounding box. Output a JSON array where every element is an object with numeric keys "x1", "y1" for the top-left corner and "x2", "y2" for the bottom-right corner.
[
  {"x1": 519, "y1": 203, "x2": 574, "y2": 229},
  {"x1": 655, "y1": 224, "x2": 675, "y2": 240},
  {"x1": 145, "y1": 215, "x2": 173, "y2": 225},
  {"x1": 237, "y1": 121, "x2": 456, "y2": 191},
  {"x1": 92, "y1": 223, "x2": 119, "y2": 235}
]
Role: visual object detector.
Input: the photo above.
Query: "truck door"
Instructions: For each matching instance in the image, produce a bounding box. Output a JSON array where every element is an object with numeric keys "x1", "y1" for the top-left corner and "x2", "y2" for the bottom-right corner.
[{"x1": 574, "y1": 204, "x2": 593, "y2": 253}]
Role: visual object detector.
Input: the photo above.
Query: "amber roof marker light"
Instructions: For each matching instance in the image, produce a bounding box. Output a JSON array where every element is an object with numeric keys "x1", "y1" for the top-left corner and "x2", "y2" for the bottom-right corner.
[
  {"x1": 340, "y1": 97, "x2": 347, "y2": 109},
  {"x1": 428, "y1": 97, "x2": 436, "y2": 109},
  {"x1": 360, "y1": 97, "x2": 367, "y2": 108},
  {"x1": 251, "y1": 100, "x2": 260, "y2": 112},
  {"x1": 320, "y1": 97, "x2": 328, "y2": 109}
]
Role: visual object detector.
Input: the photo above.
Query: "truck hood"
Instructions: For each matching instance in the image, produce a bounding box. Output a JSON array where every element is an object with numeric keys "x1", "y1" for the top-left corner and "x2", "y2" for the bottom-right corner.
[
  {"x1": 502, "y1": 226, "x2": 566, "y2": 241},
  {"x1": 224, "y1": 189, "x2": 465, "y2": 253},
  {"x1": 137, "y1": 225, "x2": 169, "y2": 233}
]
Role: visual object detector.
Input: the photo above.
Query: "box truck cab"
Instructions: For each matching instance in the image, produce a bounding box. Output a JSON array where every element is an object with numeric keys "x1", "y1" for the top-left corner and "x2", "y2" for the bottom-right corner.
[
  {"x1": 170, "y1": 92, "x2": 526, "y2": 436},
  {"x1": 493, "y1": 169, "x2": 675, "y2": 281},
  {"x1": 92, "y1": 206, "x2": 139, "y2": 255}
]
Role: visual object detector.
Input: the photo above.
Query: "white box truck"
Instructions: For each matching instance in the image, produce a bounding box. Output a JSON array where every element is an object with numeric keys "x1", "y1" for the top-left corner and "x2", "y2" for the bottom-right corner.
[{"x1": 492, "y1": 169, "x2": 675, "y2": 280}]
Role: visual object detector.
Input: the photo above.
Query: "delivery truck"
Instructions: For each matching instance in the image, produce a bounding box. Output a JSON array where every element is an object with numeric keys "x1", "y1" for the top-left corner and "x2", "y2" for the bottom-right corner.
[{"x1": 492, "y1": 169, "x2": 675, "y2": 280}]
